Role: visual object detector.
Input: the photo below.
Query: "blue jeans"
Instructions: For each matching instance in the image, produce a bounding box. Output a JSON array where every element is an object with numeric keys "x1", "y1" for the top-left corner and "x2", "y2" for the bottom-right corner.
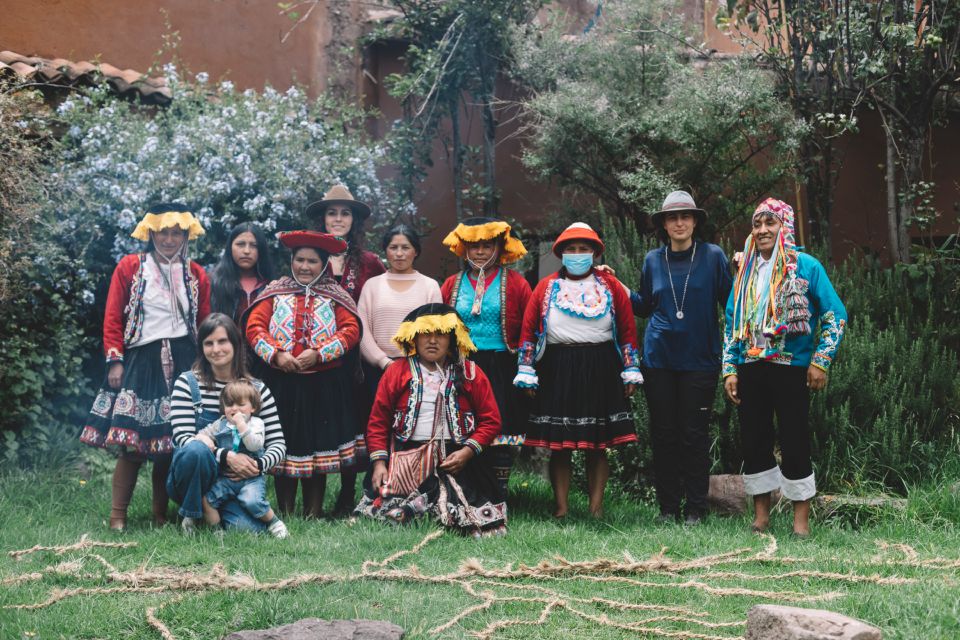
[
  {"x1": 207, "y1": 476, "x2": 271, "y2": 520},
  {"x1": 166, "y1": 440, "x2": 267, "y2": 532}
]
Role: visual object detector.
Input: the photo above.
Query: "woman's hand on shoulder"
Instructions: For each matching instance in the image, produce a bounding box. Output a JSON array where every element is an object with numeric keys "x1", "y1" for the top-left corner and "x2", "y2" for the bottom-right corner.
[{"x1": 275, "y1": 351, "x2": 302, "y2": 373}]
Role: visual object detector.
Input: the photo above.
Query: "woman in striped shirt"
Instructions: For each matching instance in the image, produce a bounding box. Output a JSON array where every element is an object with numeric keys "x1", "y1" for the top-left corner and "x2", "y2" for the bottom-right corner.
[{"x1": 166, "y1": 313, "x2": 286, "y2": 532}]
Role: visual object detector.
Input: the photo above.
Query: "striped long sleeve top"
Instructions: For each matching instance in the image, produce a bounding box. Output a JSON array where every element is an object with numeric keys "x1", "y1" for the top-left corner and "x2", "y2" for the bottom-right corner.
[{"x1": 169, "y1": 374, "x2": 286, "y2": 473}]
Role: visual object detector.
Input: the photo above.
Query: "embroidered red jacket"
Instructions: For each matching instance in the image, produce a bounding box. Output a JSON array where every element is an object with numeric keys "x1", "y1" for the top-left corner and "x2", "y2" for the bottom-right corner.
[
  {"x1": 102, "y1": 253, "x2": 211, "y2": 363},
  {"x1": 245, "y1": 276, "x2": 361, "y2": 374},
  {"x1": 366, "y1": 358, "x2": 502, "y2": 461},
  {"x1": 441, "y1": 267, "x2": 532, "y2": 352},
  {"x1": 514, "y1": 269, "x2": 641, "y2": 384}
]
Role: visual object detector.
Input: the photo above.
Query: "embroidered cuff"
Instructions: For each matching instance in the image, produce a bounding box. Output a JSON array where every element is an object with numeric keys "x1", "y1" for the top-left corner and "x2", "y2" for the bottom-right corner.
[
  {"x1": 781, "y1": 472, "x2": 816, "y2": 501},
  {"x1": 620, "y1": 367, "x2": 643, "y2": 385},
  {"x1": 722, "y1": 363, "x2": 738, "y2": 378},
  {"x1": 465, "y1": 438, "x2": 483, "y2": 456},
  {"x1": 743, "y1": 466, "x2": 783, "y2": 496},
  {"x1": 620, "y1": 344, "x2": 641, "y2": 369},
  {"x1": 517, "y1": 341, "x2": 536, "y2": 367},
  {"x1": 810, "y1": 352, "x2": 832, "y2": 371},
  {"x1": 318, "y1": 338, "x2": 345, "y2": 363},
  {"x1": 513, "y1": 365, "x2": 538, "y2": 388},
  {"x1": 254, "y1": 337, "x2": 277, "y2": 365},
  {"x1": 105, "y1": 347, "x2": 124, "y2": 364},
  {"x1": 369, "y1": 450, "x2": 389, "y2": 461}
]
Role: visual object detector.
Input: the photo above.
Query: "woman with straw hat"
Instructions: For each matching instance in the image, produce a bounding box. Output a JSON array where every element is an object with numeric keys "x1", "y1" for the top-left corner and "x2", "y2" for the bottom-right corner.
[
  {"x1": 440, "y1": 217, "x2": 532, "y2": 501},
  {"x1": 355, "y1": 303, "x2": 506, "y2": 537},
  {"x1": 244, "y1": 230, "x2": 363, "y2": 518},
  {"x1": 80, "y1": 203, "x2": 211, "y2": 531},
  {"x1": 514, "y1": 222, "x2": 642, "y2": 518}
]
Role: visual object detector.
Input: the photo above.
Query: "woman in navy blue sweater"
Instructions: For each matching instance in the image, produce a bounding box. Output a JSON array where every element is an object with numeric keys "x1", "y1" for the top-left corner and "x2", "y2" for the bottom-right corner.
[{"x1": 630, "y1": 191, "x2": 732, "y2": 525}]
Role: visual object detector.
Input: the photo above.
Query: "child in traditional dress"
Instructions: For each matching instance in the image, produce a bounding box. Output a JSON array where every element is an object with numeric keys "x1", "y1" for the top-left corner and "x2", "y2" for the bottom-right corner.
[{"x1": 195, "y1": 379, "x2": 289, "y2": 538}]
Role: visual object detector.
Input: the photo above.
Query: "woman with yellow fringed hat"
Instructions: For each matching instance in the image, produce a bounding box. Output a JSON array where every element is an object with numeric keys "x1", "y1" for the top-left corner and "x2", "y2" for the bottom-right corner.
[
  {"x1": 355, "y1": 303, "x2": 507, "y2": 537},
  {"x1": 80, "y1": 203, "x2": 211, "y2": 531},
  {"x1": 440, "y1": 218, "x2": 532, "y2": 501}
]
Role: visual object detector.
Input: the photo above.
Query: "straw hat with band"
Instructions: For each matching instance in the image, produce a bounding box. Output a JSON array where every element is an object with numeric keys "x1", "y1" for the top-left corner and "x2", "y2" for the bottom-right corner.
[
  {"x1": 442, "y1": 217, "x2": 527, "y2": 265},
  {"x1": 650, "y1": 190, "x2": 707, "y2": 229},
  {"x1": 131, "y1": 203, "x2": 205, "y2": 241},
  {"x1": 551, "y1": 222, "x2": 605, "y2": 257},
  {"x1": 304, "y1": 184, "x2": 372, "y2": 222},
  {"x1": 393, "y1": 303, "x2": 477, "y2": 361}
]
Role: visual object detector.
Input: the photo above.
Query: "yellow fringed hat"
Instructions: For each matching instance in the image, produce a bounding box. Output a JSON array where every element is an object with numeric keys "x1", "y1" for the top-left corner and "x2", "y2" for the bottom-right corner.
[
  {"x1": 442, "y1": 217, "x2": 527, "y2": 265},
  {"x1": 393, "y1": 303, "x2": 477, "y2": 360},
  {"x1": 131, "y1": 203, "x2": 205, "y2": 241}
]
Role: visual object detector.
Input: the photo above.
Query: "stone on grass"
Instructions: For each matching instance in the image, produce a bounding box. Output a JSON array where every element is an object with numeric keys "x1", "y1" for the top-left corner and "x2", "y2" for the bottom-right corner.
[
  {"x1": 746, "y1": 605, "x2": 882, "y2": 640},
  {"x1": 708, "y1": 474, "x2": 748, "y2": 515},
  {"x1": 224, "y1": 618, "x2": 404, "y2": 640}
]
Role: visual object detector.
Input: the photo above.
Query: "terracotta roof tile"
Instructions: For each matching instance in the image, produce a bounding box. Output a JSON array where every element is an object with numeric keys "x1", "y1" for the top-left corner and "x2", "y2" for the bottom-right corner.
[{"x1": 0, "y1": 51, "x2": 172, "y2": 105}]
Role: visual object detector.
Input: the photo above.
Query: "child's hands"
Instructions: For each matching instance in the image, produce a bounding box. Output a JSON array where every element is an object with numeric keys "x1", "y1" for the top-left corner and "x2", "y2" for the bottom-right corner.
[
  {"x1": 231, "y1": 412, "x2": 249, "y2": 431},
  {"x1": 196, "y1": 433, "x2": 216, "y2": 451}
]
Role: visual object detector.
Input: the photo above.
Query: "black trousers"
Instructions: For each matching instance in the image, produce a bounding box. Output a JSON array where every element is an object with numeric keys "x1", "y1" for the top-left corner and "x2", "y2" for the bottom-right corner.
[
  {"x1": 737, "y1": 361, "x2": 812, "y2": 482},
  {"x1": 643, "y1": 367, "x2": 718, "y2": 516}
]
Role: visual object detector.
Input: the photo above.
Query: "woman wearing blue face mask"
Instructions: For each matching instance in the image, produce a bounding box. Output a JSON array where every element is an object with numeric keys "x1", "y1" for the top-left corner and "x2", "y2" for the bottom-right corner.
[{"x1": 513, "y1": 223, "x2": 643, "y2": 518}]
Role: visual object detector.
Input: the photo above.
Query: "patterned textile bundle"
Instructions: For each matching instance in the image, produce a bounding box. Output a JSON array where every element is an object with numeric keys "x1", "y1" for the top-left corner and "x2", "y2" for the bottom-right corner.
[{"x1": 730, "y1": 198, "x2": 811, "y2": 352}]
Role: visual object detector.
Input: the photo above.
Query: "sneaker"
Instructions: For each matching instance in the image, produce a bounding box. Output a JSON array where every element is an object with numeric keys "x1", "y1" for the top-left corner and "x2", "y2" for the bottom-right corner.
[
  {"x1": 268, "y1": 519, "x2": 289, "y2": 539},
  {"x1": 180, "y1": 517, "x2": 198, "y2": 536}
]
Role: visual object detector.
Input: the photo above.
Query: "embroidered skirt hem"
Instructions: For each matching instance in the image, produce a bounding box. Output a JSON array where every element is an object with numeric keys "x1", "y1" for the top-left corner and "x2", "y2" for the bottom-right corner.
[
  {"x1": 79, "y1": 337, "x2": 194, "y2": 460},
  {"x1": 524, "y1": 342, "x2": 637, "y2": 450}
]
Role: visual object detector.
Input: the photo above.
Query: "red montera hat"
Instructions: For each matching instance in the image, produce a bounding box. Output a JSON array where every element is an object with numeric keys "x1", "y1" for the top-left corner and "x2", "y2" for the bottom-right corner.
[{"x1": 278, "y1": 230, "x2": 348, "y2": 254}]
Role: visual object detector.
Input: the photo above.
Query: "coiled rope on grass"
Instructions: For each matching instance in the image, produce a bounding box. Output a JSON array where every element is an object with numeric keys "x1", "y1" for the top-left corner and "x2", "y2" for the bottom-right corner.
[{"x1": 2, "y1": 530, "x2": 954, "y2": 639}]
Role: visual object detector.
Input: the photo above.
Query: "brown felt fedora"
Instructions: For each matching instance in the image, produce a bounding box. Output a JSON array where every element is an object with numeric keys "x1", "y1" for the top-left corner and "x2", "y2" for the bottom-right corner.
[{"x1": 304, "y1": 184, "x2": 372, "y2": 221}]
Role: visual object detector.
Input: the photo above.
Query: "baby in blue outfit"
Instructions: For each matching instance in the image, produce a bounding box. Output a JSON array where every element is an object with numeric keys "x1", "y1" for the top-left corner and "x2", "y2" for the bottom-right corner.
[{"x1": 195, "y1": 379, "x2": 288, "y2": 538}]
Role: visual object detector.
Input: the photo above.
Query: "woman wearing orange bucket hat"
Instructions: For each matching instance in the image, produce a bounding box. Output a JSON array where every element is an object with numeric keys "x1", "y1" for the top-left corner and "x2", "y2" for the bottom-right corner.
[
  {"x1": 440, "y1": 217, "x2": 532, "y2": 501},
  {"x1": 513, "y1": 223, "x2": 642, "y2": 518}
]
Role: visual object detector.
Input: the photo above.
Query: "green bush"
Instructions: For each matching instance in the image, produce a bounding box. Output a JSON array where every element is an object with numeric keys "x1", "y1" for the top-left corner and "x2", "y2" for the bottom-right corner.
[{"x1": 599, "y1": 213, "x2": 960, "y2": 496}]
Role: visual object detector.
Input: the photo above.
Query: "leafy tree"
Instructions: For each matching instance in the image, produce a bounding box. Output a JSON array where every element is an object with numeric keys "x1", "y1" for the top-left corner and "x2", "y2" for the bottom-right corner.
[
  {"x1": 370, "y1": 0, "x2": 544, "y2": 219},
  {"x1": 510, "y1": 0, "x2": 806, "y2": 234},
  {"x1": 723, "y1": 0, "x2": 960, "y2": 263}
]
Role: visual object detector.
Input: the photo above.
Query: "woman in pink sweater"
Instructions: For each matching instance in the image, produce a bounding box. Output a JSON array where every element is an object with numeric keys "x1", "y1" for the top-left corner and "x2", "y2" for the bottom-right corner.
[{"x1": 357, "y1": 225, "x2": 442, "y2": 416}]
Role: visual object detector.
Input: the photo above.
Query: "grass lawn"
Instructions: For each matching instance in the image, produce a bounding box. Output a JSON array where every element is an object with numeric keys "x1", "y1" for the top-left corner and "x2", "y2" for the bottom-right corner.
[{"x1": 1, "y1": 465, "x2": 959, "y2": 640}]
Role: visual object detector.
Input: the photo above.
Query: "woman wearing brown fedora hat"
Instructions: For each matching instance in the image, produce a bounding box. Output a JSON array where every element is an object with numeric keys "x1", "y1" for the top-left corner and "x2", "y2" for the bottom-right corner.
[
  {"x1": 629, "y1": 191, "x2": 732, "y2": 526},
  {"x1": 305, "y1": 185, "x2": 385, "y2": 514}
]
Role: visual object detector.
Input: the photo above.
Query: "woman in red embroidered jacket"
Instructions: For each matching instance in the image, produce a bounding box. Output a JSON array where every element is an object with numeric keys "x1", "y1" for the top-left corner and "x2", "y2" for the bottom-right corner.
[
  {"x1": 245, "y1": 230, "x2": 362, "y2": 518},
  {"x1": 355, "y1": 303, "x2": 507, "y2": 537},
  {"x1": 440, "y1": 217, "x2": 532, "y2": 501},
  {"x1": 514, "y1": 223, "x2": 643, "y2": 519},
  {"x1": 305, "y1": 184, "x2": 385, "y2": 514},
  {"x1": 80, "y1": 203, "x2": 211, "y2": 531}
]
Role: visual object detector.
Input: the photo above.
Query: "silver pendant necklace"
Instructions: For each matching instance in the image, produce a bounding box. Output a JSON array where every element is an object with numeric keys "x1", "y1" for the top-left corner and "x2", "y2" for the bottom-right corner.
[{"x1": 665, "y1": 242, "x2": 696, "y2": 320}]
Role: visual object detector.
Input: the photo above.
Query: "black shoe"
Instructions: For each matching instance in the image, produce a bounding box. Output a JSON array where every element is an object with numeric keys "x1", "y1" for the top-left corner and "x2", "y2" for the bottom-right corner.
[
  {"x1": 684, "y1": 512, "x2": 705, "y2": 526},
  {"x1": 656, "y1": 512, "x2": 679, "y2": 525}
]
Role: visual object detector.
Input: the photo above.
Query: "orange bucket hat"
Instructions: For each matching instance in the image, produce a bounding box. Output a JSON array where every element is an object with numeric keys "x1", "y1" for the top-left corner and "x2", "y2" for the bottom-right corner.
[{"x1": 551, "y1": 222, "x2": 604, "y2": 257}]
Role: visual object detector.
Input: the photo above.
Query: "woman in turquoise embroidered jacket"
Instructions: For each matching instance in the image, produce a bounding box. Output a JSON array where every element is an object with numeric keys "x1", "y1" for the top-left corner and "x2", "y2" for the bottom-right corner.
[{"x1": 722, "y1": 198, "x2": 846, "y2": 536}]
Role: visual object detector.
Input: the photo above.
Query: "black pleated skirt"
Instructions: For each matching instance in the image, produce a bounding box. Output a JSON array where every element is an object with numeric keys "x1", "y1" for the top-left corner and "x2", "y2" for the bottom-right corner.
[
  {"x1": 472, "y1": 350, "x2": 528, "y2": 441},
  {"x1": 262, "y1": 364, "x2": 364, "y2": 477},
  {"x1": 525, "y1": 342, "x2": 638, "y2": 450}
]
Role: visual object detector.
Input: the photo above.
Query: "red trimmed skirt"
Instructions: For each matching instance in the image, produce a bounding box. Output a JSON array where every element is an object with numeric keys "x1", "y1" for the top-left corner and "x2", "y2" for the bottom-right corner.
[{"x1": 524, "y1": 342, "x2": 638, "y2": 450}]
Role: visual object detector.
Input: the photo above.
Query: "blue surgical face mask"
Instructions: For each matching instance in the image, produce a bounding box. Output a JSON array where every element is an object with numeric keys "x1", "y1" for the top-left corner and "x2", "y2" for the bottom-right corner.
[{"x1": 562, "y1": 252, "x2": 594, "y2": 276}]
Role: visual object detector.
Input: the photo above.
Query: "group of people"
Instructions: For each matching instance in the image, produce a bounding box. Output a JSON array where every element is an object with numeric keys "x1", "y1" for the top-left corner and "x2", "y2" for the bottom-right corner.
[{"x1": 80, "y1": 185, "x2": 846, "y2": 539}]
